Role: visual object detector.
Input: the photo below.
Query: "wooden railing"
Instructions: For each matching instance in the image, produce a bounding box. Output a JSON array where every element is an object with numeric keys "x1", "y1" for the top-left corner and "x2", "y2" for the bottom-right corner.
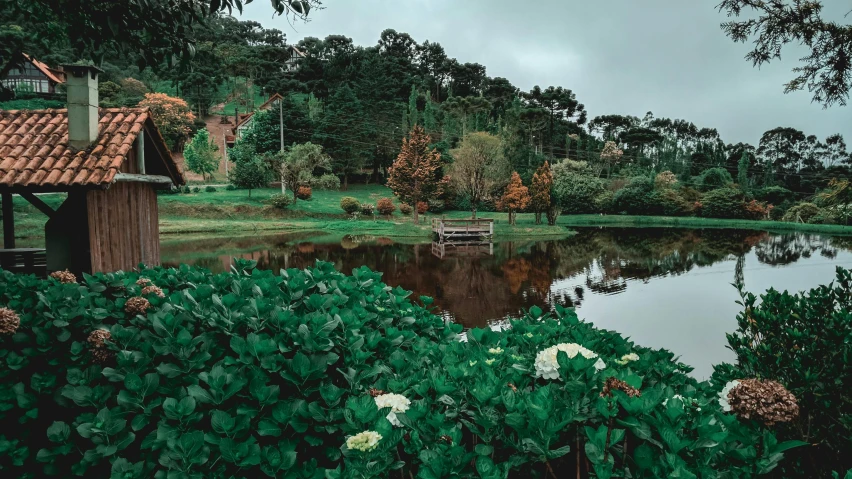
[{"x1": 431, "y1": 218, "x2": 494, "y2": 240}]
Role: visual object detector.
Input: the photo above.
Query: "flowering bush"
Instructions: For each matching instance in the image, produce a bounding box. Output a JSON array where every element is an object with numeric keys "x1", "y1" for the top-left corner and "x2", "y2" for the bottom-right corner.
[
  {"x1": 399, "y1": 203, "x2": 413, "y2": 215},
  {"x1": 0, "y1": 262, "x2": 816, "y2": 478},
  {"x1": 138, "y1": 93, "x2": 195, "y2": 151},
  {"x1": 415, "y1": 201, "x2": 428, "y2": 214},
  {"x1": 340, "y1": 196, "x2": 361, "y2": 214}
]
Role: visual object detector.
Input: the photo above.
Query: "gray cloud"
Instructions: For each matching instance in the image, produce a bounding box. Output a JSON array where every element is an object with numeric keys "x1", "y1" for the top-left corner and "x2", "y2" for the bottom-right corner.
[{"x1": 241, "y1": 0, "x2": 850, "y2": 145}]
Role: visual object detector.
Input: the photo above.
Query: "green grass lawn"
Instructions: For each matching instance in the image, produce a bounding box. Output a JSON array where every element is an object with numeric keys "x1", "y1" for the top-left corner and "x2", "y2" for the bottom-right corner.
[{"x1": 4, "y1": 186, "x2": 852, "y2": 246}]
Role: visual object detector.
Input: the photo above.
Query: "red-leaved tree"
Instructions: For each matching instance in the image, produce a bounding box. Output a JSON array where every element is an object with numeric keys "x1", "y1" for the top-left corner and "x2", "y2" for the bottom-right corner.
[
  {"x1": 529, "y1": 161, "x2": 553, "y2": 225},
  {"x1": 499, "y1": 172, "x2": 531, "y2": 226},
  {"x1": 387, "y1": 125, "x2": 448, "y2": 224}
]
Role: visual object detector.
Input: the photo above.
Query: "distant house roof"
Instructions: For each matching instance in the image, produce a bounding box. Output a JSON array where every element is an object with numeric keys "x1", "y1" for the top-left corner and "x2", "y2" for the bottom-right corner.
[
  {"x1": 235, "y1": 93, "x2": 285, "y2": 129},
  {"x1": 289, "y1": 46, "x2": 306, "y2": 58},
  {"x1": 0, "y1": 108, "x2": 184, "y2": 188},
  {"x1": 21, "y1": 53, "x2": 66, "y2": 84}
]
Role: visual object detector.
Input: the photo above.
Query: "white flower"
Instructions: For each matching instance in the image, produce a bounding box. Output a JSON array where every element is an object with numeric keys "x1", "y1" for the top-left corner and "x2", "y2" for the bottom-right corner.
[
  {"x1": 524, "y1": 333, "x2": 534, "y2": 338},
  {"x1": 663, "y1": 394, "x2": 684, "y2": 407},
  {"x1": 485, "y1": 358, "x2": 496, "y2": 365},
  {"x1": 374, "y1": 393, "x2": 411, "y2": 427},
  {"x1": 534, "y1": 343, "x2": 604, "y2": 380},
  {"x1": 346, "y1": 430, "x2": 382, "y2": 452},
  {"x1": 488, "y1": 347, "x2": 504, "y2": 355},
  {"x1": 621, "y1": 353, "x2": 640, "y2": 362},
  {"x1": 469, "y1": 360, "x2": 478, "y2": 367},
  {"x1": 719, "y1": 380, "x2": 740, "y2": 412}
]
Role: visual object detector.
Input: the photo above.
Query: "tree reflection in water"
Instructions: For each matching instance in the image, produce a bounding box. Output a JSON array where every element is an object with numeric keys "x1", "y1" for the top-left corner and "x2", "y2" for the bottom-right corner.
[{"x1": 162, "y1": 228, "x2": 851, "y2": 328}]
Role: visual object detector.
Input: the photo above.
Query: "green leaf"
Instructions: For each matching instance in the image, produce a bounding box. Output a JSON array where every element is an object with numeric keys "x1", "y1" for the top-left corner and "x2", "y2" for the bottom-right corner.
[{"x1": 47, "y1": 421, "x2": 70, "y2": 443}]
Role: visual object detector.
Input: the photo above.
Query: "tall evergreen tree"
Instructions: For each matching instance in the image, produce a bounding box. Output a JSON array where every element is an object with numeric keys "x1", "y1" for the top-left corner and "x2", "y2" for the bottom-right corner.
[
  {"x1": 387, "y1": 125, "x2": 448, "y2": 224},
  {"x1": 313, "y1": 85, "x2": 371, "y2": 189}
]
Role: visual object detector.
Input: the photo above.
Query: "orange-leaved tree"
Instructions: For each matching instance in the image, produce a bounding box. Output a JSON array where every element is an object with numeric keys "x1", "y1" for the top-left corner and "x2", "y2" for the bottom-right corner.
[
  {"x1": 387, "y1": 125, "x2": 448, "y2": 224},
  {"x1": 529, "y1": 161, "x2": 553, "y2": 225},
  {"x1": 499, "y1": 172, "x2": 531, "y2": 226},
  {"x1": 138, "y1": 93, "x2": 195, "y2": 152}
]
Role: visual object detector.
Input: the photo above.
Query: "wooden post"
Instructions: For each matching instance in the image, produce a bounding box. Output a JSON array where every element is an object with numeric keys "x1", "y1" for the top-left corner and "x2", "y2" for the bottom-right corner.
[{"x1": 2, "y1": 192, "x2": 14, "y2": 249}]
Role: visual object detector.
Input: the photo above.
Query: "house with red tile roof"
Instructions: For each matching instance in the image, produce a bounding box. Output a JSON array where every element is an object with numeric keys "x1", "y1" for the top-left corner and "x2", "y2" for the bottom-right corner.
[
  {"x1": 0, "y1": 53, "x2": 66, "y2": 95},
  {"x1": 0, "y1": 64, "x2": 185, "y2": 276}
]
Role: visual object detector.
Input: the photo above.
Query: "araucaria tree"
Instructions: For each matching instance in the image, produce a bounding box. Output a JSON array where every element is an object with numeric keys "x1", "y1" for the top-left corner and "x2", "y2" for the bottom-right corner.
[
  {"x1": 183, "y1": 128, "x2": 219, "y2": 181},
  {"x1": 449, "y1": 132, "x2": 510, "y2": 218},
  {"x1": 529, "y1": 161, "x2": 553, "y2": 225},
  {"x1": 498, "y1": 171, "x2": 531, "y2": 226},
  {"x1": 387, "y1": 125, "x2": 448, "y2": 224}
]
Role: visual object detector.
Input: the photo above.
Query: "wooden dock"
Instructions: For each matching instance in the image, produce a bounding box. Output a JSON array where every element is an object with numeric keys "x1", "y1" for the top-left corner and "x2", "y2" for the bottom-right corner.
[{"x1": 431, "y1": 217, "x2": 494, "y2": 241}]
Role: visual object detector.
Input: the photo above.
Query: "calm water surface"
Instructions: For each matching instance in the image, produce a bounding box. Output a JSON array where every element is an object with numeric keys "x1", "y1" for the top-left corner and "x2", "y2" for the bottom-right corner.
[{"x1": 162, "y1": 228, "x2": 852, "y2": 378}]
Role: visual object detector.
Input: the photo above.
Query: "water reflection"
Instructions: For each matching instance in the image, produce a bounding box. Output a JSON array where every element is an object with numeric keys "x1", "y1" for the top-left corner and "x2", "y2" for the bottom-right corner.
[{"x1": 162, "y1": 228, "x2": 850, "y2": 327}]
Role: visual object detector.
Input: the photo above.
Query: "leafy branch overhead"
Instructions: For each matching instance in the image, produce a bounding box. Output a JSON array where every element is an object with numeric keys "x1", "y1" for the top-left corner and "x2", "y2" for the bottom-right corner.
[
  {"x1": 0, "y1": 0, "x2": 322, "y2": 68},
  {"x1": 717, "y1": 0, "x2": 852, "y2": 107}
]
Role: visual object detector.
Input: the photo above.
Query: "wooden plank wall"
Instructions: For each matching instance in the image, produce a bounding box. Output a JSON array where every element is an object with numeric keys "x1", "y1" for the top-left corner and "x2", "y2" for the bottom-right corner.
[{"x1": 86, "y1": 182, "x2": 160, "y2": 273}]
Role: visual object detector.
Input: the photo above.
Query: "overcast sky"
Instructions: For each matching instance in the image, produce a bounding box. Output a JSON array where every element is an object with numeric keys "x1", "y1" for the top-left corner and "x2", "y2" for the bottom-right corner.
[{"x1": 241, "y1": 0, "x2": 850, "y2": 146}]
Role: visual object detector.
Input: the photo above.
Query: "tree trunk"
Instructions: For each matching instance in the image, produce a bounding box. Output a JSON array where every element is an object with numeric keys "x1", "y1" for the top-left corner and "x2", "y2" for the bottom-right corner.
[
  {"x1": 535, "y1": 212, "x2": 542, "y2": 224},
  {"x1": 343, "y1": 173, "x2": 349, "y2": 191},
  {"x1": 281, "y1": 174, "x2": 286, "y2": 194},
  {"x1": 472, "y1": 206, "x2": 477, "y2": 219},
  {"x1": 413, "y1": 207, "x2": 419, "y2": 225}
]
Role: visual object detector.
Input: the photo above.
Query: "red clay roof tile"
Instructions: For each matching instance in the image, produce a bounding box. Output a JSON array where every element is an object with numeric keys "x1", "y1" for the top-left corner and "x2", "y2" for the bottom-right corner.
[{"x1": 0, "y1": 107, "x2": 184, "y2": 188}]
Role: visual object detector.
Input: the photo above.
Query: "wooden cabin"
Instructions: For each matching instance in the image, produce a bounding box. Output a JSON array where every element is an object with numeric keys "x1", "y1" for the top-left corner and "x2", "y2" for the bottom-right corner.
[
  {"x1": 0, "y1": 64, "x2": 184, "y2": 275},
  {"x1": 0, "y1": 53, "x2": 66, "y2": 96}
]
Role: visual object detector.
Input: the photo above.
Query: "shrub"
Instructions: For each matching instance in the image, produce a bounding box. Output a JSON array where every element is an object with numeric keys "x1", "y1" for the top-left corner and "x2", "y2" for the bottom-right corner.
[
  {"x1": 701, "y1": 188, "x2": 749, "y2": 219},
  {"x1": 782, "y1": 202, "x2": 822, "y2": 223},
  {"x1": 594, "y1": 190, "x2": 615, "y2": 214},
  {"x1": 416, "y1": 201, "x2": 429, "y2": 214},
  {"x1": 360, "y1": 203, "x2": 376, "y2": 216},
  {"x1": 698, "y1": 167, "x2": 734, "y2": 191},
  {"x1": 754, "y1": 186, "x2": 795, "y2": 205},
  {"x1": 205, "y1": 186, "x2": 216, "y2": 193},
  {"x1": 182, "y1": 185, "x2": 191, "y2": 194},
  {"x1": 552, "y1": 171, "x2": 606, "y2": 214},
  {"x1": 192, "y1": 186, "x2": 201, "y2": 193},
  {"x1": 427, "y1": 199, "x2": 445, "y2": 213},
  {"x1": 376, "y1": 198, "x2": 396, "y2": 216},
  {"x1": 743, "y1": 199, "x2": 771, "y2": 220},
  {"x1": 399, "y1": 203, "x2": 413, "y2": 215},
  {"x1": 265, "y1": 193, "x2": 293, "y2": 210},
  {"x1": 311, "y1": 173, "x2": 341, "y2": 191},
  {"x1": 652, "y1": 189, "x2": 691, "y2": 216},
  {"x1": 0, "y1": 263, "x2": 807, "y2": 478},
  {"x1": 226, "y1": 184, "x2": 237, "y2": 191},
  {"x1": 612, "y1": 177, "x2": 657, "y2": 215},
  {"x1": 713, "y1": 267, "x2": 852, "y2": 477},
  {"x1": 340, "y1": 196, "x2": 361, "y2": 214},
  {"x1": 296, "y1": 185, "x2": 313, "y2": 200}
]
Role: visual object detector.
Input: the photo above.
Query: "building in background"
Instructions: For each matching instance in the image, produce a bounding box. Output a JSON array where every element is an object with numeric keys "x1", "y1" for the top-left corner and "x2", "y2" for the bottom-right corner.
[{"x1": 0, "y1": 53, "x2": 66, "y2": 95}]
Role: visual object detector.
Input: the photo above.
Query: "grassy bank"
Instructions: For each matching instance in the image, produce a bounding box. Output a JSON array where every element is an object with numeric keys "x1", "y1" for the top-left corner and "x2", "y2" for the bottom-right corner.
[
  {"x1": 560, "y1": 214, "x2": 852, "y2": 235},
  {"x1": 3, "y1": 185, "x2": 851, "y2": 246}
]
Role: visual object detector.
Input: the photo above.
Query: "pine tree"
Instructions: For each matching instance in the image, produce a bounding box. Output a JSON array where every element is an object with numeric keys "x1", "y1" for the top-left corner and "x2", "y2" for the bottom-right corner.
[
  {"x1": 498, "y1": 172, "x2": 531, "y2": 226},
  {"x1": 312, "y1": 85, "x2": 370, "y2": 189},
  {"x1": 387, "y1": 125, "x2": 448, "y2": 224},
  {"x1": 423, "y1": 94, "x2": 438, "y2": 136},
  {"x1": 529, "y1": 161, "x2": 553, "y2": 224},
  {"x1": 407, "y1": 85, "x2": 419, "y2": 128}
]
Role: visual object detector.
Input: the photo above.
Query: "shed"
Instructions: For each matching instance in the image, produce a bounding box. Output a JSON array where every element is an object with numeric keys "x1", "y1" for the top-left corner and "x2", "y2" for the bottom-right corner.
[{"x1": 0, "y1": 64, "x2": 184, "y2": 275}]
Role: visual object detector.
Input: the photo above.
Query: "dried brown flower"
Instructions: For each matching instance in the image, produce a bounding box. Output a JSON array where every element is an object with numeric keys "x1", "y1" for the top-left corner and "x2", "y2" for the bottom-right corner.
[
  {"x1": 88, "y1": 329, "x2": 113, "y2": 364},
  {"x1": 439, "y1": 435, "x2": 453, "y2": 444},
  {"x1": 125, "y1": 296, "x2": 150, "y2": 315},
  {"x1": 49, "y1": 270, "x2": 77, "y2": 284},
  {"x1": 507, "y1": 383, "x2": 518, "y2": 392},
  {"x1": 0, "y1": 307, "x2": 21, "y2": 335},
  {"x1": 601, "y1": 377, "x2": 641, "y2": 398},
  {"x1": 368, "y1": 388, "x2": 387, "y2": 398},
  {"x1": 141, "y1": 285, "x2": 165, "y2": 298},
  {"x1": 135, "y1": 277, "x2": 152, "y2": 286},
  {"x1": 727, "y1": 378, "x2": 799, "y2": 426}
]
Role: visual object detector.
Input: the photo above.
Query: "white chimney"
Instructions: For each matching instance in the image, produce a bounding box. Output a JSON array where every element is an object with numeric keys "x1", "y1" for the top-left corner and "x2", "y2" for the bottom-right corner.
[{"x1": 62, "y1": 64, "x2": 103, "y2": 150}]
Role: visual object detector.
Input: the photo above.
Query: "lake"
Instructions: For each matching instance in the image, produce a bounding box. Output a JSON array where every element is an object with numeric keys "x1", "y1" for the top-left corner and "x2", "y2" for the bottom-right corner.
[{"x1": 161, "y1": 227, "x2": 852, "y2": 379}]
